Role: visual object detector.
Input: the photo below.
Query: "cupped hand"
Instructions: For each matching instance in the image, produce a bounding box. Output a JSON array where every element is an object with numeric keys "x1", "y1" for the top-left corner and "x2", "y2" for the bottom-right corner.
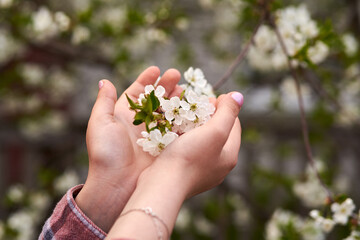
[
  {"x1": 76, "y1": 66, "x2": 182, "y2": 232},
  {"x1": 151, "y1": 92, "x2": 243, "y2": 198}
]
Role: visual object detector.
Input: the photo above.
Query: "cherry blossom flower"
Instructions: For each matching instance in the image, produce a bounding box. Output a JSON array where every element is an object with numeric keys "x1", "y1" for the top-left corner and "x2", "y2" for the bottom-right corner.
[
  {"x1": 344, "y1": 231, "x2": 360, "y2": 240},
  {"x1": 131, "y1": 69, "x2": 215, "y2": 156},
  {"x1": 309, "y1": 210, "x2": 335, "y2": 233},
  {"x1": 248, "y1": 4, "x2": 329, "y2": 71},
  {"x1": 331, "y1": 198, "x2": 356, "y2": 225},
  {"x1": 137, "y1": 129, "x2": 178, "y2": 156},
  {"x1": 183, "y1": 90, "x2": 215, "y2": 121},
  {"x1": 184, "y1": 67, "x2": 207, "y2": 89},
  {"x1": 138, "y1": 85, "x2": 165, "y2": 104},
  {"x1": 160, "y1": 97, "x2": 190, "y2": 125}
]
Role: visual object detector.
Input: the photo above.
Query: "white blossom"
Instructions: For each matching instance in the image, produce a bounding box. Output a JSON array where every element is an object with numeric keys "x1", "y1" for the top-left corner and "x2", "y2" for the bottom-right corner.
[
  {"x1": 161, "y1": 97, "x2": 190, "y2": 125},
  {"x1": 248, "y1": 4, "x2": 328, "y2": 71},
  {"x1": 29, "y1": 192, "x2": 51, "y2": 213},
  {"x1": 266, "y1": 209, "x2": 324, "y2": 240},
  {"x1": 228, "y1": 194, "x2": 251, "y2": 226},
  {"x1": 175, "y1": 17, "x2": 189, "y2": 31},
  {"x1": 8, "y1": 210, "x2": 36, "y2": 240},
  {"x1": 96, "y1": 6, "x2": 127, "y2": 30},
  {"x1": 7, "y1": 185, "x2": 25, "y2": 203},
  {"x1": 344, "y1": 231, "x2": 360, "y2": 240},
  {"x1": 146, "y1": 28, "x2": 168, "y2": 43},
  {"x1": 307, "y1": 41, "x2": 329, "y2": 64},
  {"x1": 137, "y1": 129, "x2": 178, "y2": 156},
  {"x1": 0, "y1": 29, "x2": 22, "y2": 64},
  {"x1": 72, "y1": 25, "x2": 91, "y2": 45},
  {"x1": 280, "y1": 76, "x2": 313, "y2": 112},
  {"x1": 194, "y1": 215, "x2": 214, "y2": 236},
  {"x1": 32, "y1": 7, "x2": 59, "y2": 40},
  {"x1": 0, "y1": 221, "x2": 4, "y2": 239},
  {"x1": 336, "y1": 65, "x2": 360, "y2": 125},
  {"x1": 320, "y1": 218, "x2": 335, "y2": 233},
  {"x1": 0, "y1": 0, "x2": 12, "y2": 8},
  {"x1": 331, "y1": 198, "x2": 356, "y2": 225},
  {"x1": 21, "y1": 64, "x2": 45, "y2": 86},
  {"x1": 309, "y1": 210, "x2": 335, "y2": 233},
  {"x1": 175, "y1": 207, "x2": 191, "y2": 230},
  {"x1": 342, "y1": 34, "x2": 359, "y2": 56},
  {"x1": 183, "y1": 90, "x2": 215, "y2": 121},
  {"x1": 181, "y1": 67, "x2": 216, "y2": 97},
  {"x1": 32, "y1": 7, "x2": 71, "y2": 41},
  {"x1": 184, "y1": 67, "x2": 207, "y2": 90},
  {"x1": 134, "y1": 69, "x2": 215, "y2": 156},
  {"x1": 71, "y1": 0, "x2": 91, "y2": 13},
  {"x1": 293, "y1": 160, "x2": 327, "y2": 207},
  {"x1": 54, "y1": 12, "x2": 71, "y2": 32},
  {"x1": 54, "y1": 170, "x2": 80, "y2": 194},
  {"x1": 138, "y1": 85, "x2": 165, "y2": 105},
  {"x1": 49, "y1": 69, "x2": 75, "y2": 101}
]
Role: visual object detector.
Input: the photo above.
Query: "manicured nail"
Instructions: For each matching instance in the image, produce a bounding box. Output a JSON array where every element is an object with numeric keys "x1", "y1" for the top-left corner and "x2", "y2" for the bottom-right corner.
[
  {"x1": 231, "y1": 92, "x2": 244, "y2": 107},
  {"x1": 99, "y1": 80, "x2": 104, "y2": 89}
]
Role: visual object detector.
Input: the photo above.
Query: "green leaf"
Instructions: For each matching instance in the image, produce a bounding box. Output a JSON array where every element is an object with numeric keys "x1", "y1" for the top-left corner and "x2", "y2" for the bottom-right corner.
[
  {"x1": 135, "y1": 111, "x2": 147, "y2": 121},
  {"x1": 143, "y1": 96, "x2": 153, "y2": 114},
  {"x1": 133, "y1": 111, "x2": 147, "y2": 125},
  {"x1": 145, "y1": 115, "x2": 153, "y2": 132},
  {"x1": 126, "y1": 94, "x2": 141, "y2": 110},
  {"x1": 133, "y1": 119, "x2": 143, "y2": 125},
  {"x1": 149, "y1": 90, "x2": 160, "y2": 111},
  {"x1": 145, "y1": 115, "x2": 152, "y2": 125}
]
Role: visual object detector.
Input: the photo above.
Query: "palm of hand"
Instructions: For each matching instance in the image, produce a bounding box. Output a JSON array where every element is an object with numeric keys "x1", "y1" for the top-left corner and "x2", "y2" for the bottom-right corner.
[{"x1": 86, "y1": 67, "x2": 181, "y2": 186}]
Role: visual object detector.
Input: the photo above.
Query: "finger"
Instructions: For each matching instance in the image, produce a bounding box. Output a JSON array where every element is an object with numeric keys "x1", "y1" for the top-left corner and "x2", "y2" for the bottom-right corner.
[
  {"x1": 125, "y1": 66, "x2": 161, "y2": 99},
  {"x1": 157, "y1": 68, "x2": 181, "y2": 97},
  {"x1": 91, "y1": 80, "x2": 118, "y2": 120},
  {"x1": 209, "y1": 97, "x2": 216, "y2": 106},
  {"x1": 205, "y1": 92, "x2": 244, "y2": 146},
  {"x1": 220, "y1": 118, "x2": 241, "y2": 170},
  {"x1": 215, "y1": 94, "x2": 226, "y2": 107},
  {"x1": 168, "y1": 85, "x2": 184, "y2": 98}
]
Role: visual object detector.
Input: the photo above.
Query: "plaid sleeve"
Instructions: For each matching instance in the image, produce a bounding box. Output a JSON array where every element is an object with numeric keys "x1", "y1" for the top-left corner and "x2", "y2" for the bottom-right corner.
[{"x1": 39, "y1": 185, "x2": 107, "y2": 240}]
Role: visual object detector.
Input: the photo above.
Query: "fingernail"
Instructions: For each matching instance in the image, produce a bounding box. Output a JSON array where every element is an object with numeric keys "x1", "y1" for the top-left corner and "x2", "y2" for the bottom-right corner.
[
  {"x1": 231, "y1": 92, "x2": 244, "y2": 107},
  {"x1": 99, "y1": 80, "x2": 104, "y2": 89}
]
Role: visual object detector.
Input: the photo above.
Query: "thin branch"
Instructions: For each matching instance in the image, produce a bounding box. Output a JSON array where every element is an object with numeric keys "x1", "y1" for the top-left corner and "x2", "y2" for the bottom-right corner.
[
  {"x1": 213, "y1": 18, "x2": 264, "y2": 90},
  {"x1": 269, "y1": 15, "x2": 334, "y2": 201}
]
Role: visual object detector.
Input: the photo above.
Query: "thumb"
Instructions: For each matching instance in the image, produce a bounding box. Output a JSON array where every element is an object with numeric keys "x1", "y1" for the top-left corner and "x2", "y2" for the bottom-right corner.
[
  {"x1": 206, "y1": 92, "x2": 244, "y2": 145},
  {"x1": 90, "y1": 80, "x2": 118, "y2": 120}
]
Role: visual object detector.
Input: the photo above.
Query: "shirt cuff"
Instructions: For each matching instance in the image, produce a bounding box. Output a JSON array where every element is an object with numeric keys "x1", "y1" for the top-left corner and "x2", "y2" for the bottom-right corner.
[{"x1": 40, "y1": 185, "x2": 107, "y2": 240}]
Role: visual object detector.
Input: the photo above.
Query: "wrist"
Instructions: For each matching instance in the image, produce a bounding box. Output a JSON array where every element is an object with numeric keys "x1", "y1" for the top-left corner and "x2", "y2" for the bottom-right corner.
[
  {"x1": 137, "y1": 158, "x2": 190, "y2": 201},
  {"x1": 75, "y1": 172, "x2": 138, "y2": 232},
  {"x1": 125, "y1": 159, "x2": 190, "y2": 228}
]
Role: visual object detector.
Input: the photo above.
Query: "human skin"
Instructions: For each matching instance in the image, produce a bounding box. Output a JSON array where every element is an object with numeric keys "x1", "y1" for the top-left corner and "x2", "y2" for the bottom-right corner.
[
  {"x1": 106, "y1": 91, "x2": 243, "y2": 239},
  {"x1": 75, "y1": 66, "x2": 184, "y2": 232}
]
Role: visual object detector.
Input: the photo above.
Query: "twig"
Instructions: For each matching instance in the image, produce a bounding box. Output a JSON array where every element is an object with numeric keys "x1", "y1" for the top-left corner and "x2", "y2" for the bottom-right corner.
[
  {"x1": 268, "y1": 15, "x2": 334, "y2": 201},
  {"x1": 213, "y1": 18, "x2": 264, "y2": 90}
]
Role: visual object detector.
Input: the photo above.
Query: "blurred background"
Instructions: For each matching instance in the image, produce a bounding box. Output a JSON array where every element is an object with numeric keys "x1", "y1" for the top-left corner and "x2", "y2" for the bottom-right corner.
[{"x1": 0, "y1": 0, "x2": 359, "y2": 239}]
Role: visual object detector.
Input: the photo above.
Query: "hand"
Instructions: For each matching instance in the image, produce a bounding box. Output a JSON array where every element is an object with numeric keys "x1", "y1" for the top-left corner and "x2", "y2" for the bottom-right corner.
[
  {"x1": 76, "y1": 66, "x2": 182, "y2": 232},
  {"x1": 142, "y1": 91, "x2": 243, "y2": 198},
  {"x1": 106, "y1": 92, "x2": 243, "y2": 239}
]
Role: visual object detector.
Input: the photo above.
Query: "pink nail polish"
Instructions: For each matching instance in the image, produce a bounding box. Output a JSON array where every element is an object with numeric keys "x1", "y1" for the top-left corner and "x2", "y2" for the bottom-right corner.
[
  {"x1": 231, "y1": 92, "x2": 244, "y2": 107},
  {"x1": 99, "y1": 80, "x2": 104, "y2": 89}
]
